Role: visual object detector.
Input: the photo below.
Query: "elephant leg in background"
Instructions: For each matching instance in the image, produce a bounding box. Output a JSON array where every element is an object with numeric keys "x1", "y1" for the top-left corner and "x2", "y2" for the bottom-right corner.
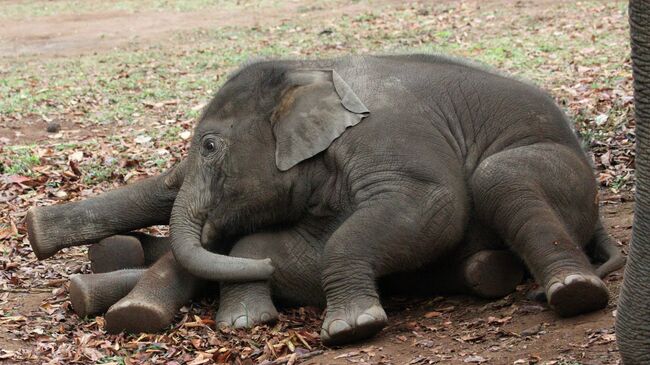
[
  {"x1": 320, "y1": 188, "x2": 466, "y2": 345},
  {"x1": 436, "y1": 249, "x2": 524, "y2": 299},
  {"x1": 26, "y1": 160, "x2": 185, "y2": 260},
  {"x1": 616, "y1": 1, "x2": 650, "y2": 362},
  {"x1": 215, "y1": 229, "x2": 324, "y2": 329},
  {"x1": 472, "y1": 143, "x2": 609, "y2": 317},
  {"x1": 446, "y1": 222, "x2": 524, "y2": 299},
  {"x1": 380, "y1": 248, "x2": 524, "y2": 299},
  {"x1": 381, "y1": 221, "x2": 524, "y2": 299},
  {"x1": 88, "y1": 232, "x2": 171, "y2": 273}
]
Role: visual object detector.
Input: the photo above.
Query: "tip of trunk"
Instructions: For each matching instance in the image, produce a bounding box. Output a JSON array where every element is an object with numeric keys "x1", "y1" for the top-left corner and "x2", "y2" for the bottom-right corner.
[{"x1": 172, "y1": 239, "x2": 275, "y2": 282}]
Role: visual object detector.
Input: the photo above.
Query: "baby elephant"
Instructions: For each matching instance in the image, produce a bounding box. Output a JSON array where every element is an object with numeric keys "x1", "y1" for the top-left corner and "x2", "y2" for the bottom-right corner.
[{"x1": 30, "y1": 54, "x2": 624, "y2": 345}]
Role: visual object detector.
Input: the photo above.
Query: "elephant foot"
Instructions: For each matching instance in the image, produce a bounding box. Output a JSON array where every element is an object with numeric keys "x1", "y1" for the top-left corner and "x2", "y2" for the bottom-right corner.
[
  {"x1": 546, "y1": 272, "x2": 609, "y2": 317},
  {"x1": 215, "y1": 300, "x2": 279, "y2": 329},
  {"x1": 69, "y1": 270, "x2": 144, "y2": 318},
  {"x1": 105, "y1": 298, "x2": 173, "y2": 334},
  {"x1": 69, "y1": 275, "x2": 95, "y2": 318},
  {"x1": 89, "y1": 235, "x2": 145, "y2": 273},
  {"x1": 463, "y1": 250, "x2": 524, "y2": 299},
  {"x1": 26, "y1": 208, "x2": 61, "y2": 260},
  {"x1": 320, "y1": 298, "x2": 387, "y2": 346}
]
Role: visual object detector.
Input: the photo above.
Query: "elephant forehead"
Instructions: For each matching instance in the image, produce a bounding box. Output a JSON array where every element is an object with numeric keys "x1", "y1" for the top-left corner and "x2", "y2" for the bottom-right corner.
[{"x1": 196, "y1": 116, "x2": 239, "y2": 134}]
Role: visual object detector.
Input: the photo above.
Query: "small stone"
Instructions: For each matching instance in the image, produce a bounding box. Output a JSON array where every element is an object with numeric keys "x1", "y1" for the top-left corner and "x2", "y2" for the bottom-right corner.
[
  {"x1": 46, "y1": 121, "x2": 61, "y2": 133},
  {"x1": 521, "y1": 323, "x2": 543, "y2": 336}
]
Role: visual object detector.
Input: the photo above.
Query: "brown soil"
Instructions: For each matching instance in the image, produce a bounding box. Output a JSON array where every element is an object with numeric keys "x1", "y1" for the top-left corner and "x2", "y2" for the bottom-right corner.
[
  {"x1": 0, "y1": 292, "x2": 51, "y2": 351},
  {"x1": 0, "y1": 0, "x2": 402, "y2": 58}
]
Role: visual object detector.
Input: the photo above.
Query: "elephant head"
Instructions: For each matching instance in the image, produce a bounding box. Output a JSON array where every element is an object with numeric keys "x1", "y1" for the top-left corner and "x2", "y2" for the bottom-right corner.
[
  {"x1": 169, "y1": 63, "x2": 369, "y2": 281},
  {"x1": 615, "y1": 0, "x2": 650, "y2": 363}
]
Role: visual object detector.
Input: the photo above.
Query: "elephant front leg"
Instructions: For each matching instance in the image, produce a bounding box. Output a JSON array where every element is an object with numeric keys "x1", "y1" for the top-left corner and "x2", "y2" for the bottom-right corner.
[
  {"x1": 27, "y1": 160, "x2": 185, "y2": 260},
  {"x1": 321, "y1": 189, "x2": 466, "y2": 345},
  {"x1": 215, "y1": 230, "x2": 324, "y2": 329}
]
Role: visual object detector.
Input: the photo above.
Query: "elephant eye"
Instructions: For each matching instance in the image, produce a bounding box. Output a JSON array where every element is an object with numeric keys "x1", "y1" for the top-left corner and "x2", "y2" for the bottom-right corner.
[
  {"x1": 203, "y1": 139, "x2": 216, "y2": 152},
  {"x1": 200, "y1": 135, "x2": 222, "y2": 157}
]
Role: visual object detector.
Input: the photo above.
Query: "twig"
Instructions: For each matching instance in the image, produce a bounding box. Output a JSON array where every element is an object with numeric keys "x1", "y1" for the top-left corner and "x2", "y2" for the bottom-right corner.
[{"x1": 269, "y1": 350, "x2": 324, "y2": 364}]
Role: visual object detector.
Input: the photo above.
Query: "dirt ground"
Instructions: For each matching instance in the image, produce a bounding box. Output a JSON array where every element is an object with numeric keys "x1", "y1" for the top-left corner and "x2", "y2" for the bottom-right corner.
[
  {"x1": 0, "y1": 0, "x2": 633, "y2": 364},
  {"x1": 0, "y1": 0, "x2": 406, "y2": 57}
]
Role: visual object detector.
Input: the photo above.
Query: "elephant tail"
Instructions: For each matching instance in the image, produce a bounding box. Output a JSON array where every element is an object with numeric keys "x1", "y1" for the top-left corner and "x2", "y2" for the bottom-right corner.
[{"x1": 588, "y1": 219, "x2": 626, "y2": 278}]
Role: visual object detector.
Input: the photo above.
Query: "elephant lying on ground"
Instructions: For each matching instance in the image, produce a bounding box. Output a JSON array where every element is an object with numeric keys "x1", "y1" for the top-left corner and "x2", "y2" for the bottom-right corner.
[
  {"x1": 28, "y1": 54, "x2": 624, "y2": 344},
  {"x1": 70, "y1": 225, "x2": 622, "y2": 337}
]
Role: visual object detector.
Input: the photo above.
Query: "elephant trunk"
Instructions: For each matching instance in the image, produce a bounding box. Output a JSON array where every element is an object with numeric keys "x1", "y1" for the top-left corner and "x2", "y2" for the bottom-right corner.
[
  {"x1": 616, "y1": 0, "x2": 650, "y2": 363},
  {"x1": 169, "y1": 183, "x2": 274, "y2": 282}
]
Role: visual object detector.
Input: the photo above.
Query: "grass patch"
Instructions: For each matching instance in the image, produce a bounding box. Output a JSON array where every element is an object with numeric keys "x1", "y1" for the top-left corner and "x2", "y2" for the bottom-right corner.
[{"x1": 2, "y1": 146, "x2": 40, "y2": 176}]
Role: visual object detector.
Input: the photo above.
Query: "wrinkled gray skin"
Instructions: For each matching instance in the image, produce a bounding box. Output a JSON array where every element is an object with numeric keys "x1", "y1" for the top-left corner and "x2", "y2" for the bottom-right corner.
[
  {"x1": 616, "y1": 0, "x2": 650, "y2": 363},
  {"x1": 69, "y1": 229, "x2": 525, "y2": 334},
  {"x1": 69, "y1": 228, "x2": 622, "y2": 336},
  {"x1": 167, "y1": 55, "x2": 615, "y2": 344},
  {"x1": 70, "y1": 228, "x2": 524, "y2": 333},
  {"x1": 29, "y1": 54, "x2": 623, "y2": 345}
]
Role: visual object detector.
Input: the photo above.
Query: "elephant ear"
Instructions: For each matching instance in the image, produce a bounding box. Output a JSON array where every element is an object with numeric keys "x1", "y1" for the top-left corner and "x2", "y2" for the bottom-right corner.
[{"x1": 271, "y1": 69, "x2": 370, "y2": 171}]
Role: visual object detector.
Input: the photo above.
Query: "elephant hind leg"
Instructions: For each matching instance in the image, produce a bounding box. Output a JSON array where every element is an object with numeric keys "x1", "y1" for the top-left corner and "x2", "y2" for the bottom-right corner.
[
  {"x1": 69, "y1": 269, "x2": 144, "y2": 317},
  {"x1": 381, "y1": 249, "x2": 523, "y2": 299},
  {"x1": 105, "y1": 252, "x2": 203, "y2": 334},
  {"x1": 471, "y1": 143, "x2": 608, "y2": 317}
]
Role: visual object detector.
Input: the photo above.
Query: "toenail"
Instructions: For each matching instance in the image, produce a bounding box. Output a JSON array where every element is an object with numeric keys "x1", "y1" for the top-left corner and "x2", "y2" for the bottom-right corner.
[
  {"x1": 588, "y1": 276, "x2": 603, "y2": 286},
  {"x1": 233, "y1": 316, "x2": 249, "y2": 328},
  {"x1": 565, "y1": 274, "x2": 585, "y2": 285},
  {"x1": 356, "y1": 313, "x2": 376, "y2": 326},
  {"x1": 548, "y1": 282, "x2": 563, "y2": 295},
  {"x1": 260, "y1": 312, "x2": 271, "y2": 322},
  {"x1": 365, "y1": 305, "x2": 386, "y2": 318},
  {"x1": 328, "y1": 319, "x2": 352, "y2": 335}
]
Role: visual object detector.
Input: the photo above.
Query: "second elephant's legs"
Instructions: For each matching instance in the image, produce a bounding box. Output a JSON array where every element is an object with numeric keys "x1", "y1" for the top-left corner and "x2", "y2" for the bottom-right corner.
[{"x1": 70, "y1": 269, "x2": 145, "y2": 317}]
